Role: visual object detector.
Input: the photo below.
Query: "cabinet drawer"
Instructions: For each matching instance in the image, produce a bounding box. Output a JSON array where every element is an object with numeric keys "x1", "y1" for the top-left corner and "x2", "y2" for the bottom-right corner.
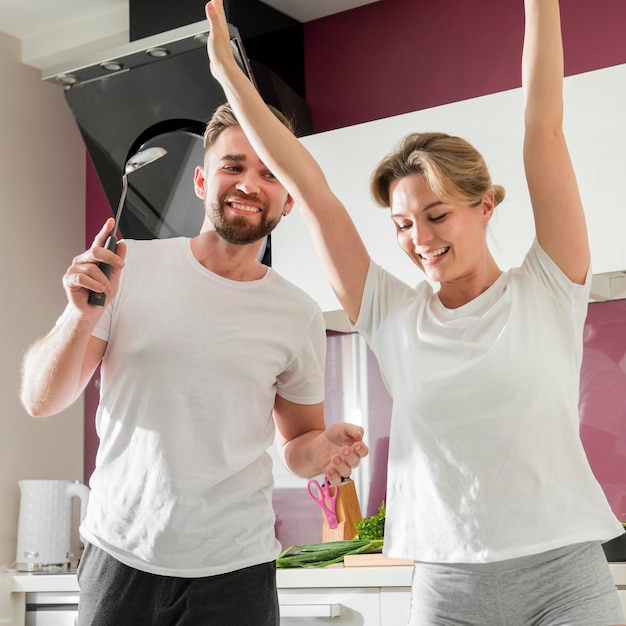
[{"x1": 278, "y1": 587, "x2": 380, "y2": 625}]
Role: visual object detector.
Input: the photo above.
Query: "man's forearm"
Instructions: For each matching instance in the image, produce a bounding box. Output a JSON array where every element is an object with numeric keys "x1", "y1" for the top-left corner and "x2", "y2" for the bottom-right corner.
[
  {"x1": 279, "y1": 423, "x2": 367, "y2": 485},
  {"x1": 280, "y1": 429, "x2": 326, "y2": 479},
  {"x1": 20, "y1": 315, "x2": 100, "y2": 418}
]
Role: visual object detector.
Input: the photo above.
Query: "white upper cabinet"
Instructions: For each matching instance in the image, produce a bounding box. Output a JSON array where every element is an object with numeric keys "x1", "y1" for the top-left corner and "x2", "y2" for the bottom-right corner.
[{"x1": 272, "y1": 63, "x2": 626, "y2": 312}]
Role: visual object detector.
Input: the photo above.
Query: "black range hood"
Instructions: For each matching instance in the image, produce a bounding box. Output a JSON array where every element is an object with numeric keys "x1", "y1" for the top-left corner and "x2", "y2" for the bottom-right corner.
[{"x1": 43, "y1": 4, "x2": 312, "y2": 265}]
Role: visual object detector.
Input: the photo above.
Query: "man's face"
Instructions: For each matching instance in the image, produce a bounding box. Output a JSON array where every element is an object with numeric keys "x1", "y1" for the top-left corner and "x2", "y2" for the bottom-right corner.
[{"x1": 194, "y1": 126, "x2": 293, "y2": 245}]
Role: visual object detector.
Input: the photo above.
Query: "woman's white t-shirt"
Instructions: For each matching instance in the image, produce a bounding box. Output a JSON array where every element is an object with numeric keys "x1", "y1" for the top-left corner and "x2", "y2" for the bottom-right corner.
[{"x1": 355, "y1": 239, "x2": 623, "y2": 563}]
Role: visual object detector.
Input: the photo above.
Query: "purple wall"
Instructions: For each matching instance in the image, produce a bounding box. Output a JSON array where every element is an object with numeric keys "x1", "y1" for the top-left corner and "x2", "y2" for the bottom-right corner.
[
  {"x1": 84, "y1": 156, "x2": 111, "y2": 481},
  {"x1": 303, "y1": 0, "x2": 626, "y2": 133},
  {"x1": 580, "y1": 300, "x2": 626, "y2": 520}
]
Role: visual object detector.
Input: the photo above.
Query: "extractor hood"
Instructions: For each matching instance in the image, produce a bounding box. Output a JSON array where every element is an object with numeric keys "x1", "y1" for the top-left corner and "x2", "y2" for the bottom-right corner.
[
  {"x1": 42, "y1": 15, "x2": 312, "y2": 265},
  {"x1": 42, "y1": 20, "x2": 225, "y2": 88}
]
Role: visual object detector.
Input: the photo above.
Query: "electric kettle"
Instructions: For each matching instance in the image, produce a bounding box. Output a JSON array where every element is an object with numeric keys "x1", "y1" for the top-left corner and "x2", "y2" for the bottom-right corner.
[{"x1": 15, "y1": 479, "x2": 90, "y2": 572}]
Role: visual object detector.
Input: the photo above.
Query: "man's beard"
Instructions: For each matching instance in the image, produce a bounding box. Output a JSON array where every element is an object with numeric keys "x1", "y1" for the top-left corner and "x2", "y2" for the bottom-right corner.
[{"x1": 207, "y1": 193, "x2": 281, "y2": 245}]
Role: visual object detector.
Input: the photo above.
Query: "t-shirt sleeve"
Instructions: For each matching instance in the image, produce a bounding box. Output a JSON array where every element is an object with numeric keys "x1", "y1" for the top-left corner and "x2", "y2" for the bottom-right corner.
[
  {"x1": 353, "y1": 258, "x2": 417, "y2": 346},
  {"x1": 276, "y1": 305, "x2": 326, "y2": 405},
  {"x1": 522, "y1": 238, "x2": 591, "y2": 317}
]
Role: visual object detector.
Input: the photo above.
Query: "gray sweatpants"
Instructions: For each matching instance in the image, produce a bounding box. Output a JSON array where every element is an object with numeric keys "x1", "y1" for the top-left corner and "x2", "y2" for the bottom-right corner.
[{"x1": 408, "y1": 541, "x2": 624, "y2": 626}]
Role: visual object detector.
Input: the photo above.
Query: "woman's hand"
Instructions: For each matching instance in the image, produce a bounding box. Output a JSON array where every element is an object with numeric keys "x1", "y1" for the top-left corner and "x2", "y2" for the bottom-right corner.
[{"x1": 205, "y1": 0, "x2": 239, "y2": 82}]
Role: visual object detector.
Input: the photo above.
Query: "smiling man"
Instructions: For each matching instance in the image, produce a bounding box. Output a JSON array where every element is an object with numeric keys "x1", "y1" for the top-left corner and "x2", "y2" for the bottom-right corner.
[
  {"x1": 196, "y1": 106, "x2": 289, "y2": 249},
  {"x1": 19, "y1": 100, "x2": 368, "y2": 626}
]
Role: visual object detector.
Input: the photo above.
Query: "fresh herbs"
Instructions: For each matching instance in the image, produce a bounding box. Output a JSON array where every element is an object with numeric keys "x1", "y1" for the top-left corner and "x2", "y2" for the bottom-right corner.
[
  {"x1": 276, "y1": 539, "x2": 384, "y2": 568},
  {"x1": 354, "y1": 502, "x2": 386, "y2": 540},
  {"x1": 275, "y1": 502, "x2": 388, "y2": 568}
]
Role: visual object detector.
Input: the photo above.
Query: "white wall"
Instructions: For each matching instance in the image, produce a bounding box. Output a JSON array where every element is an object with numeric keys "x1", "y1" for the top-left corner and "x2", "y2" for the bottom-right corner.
[
  {"x1": 272, "y1": 64, "x2": 626, "y2": 312},
  {"x1": 0, "y1": 33, "x2": 85, "y2": 570}
]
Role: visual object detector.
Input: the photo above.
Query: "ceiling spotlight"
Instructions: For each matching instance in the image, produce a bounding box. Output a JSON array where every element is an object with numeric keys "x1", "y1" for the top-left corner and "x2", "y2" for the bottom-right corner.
[
  {"x1": 56, "y1": 73, "x2": 79, "y2": 86},
  {"x1": 146, "y1": 47, "x2": 170, "y2": 58},
  {"x1": 194, "y1": 32, "x2": 209, "y2": 44},
  {"x1": 100, "y1": 61, "x2": 124, "y2": 72}
]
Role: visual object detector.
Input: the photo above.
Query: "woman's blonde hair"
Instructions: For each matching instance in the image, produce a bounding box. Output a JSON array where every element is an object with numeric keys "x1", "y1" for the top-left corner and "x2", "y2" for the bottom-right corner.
[{"x1": 371, "y1": 132, "x2": 505, "y2": 209}]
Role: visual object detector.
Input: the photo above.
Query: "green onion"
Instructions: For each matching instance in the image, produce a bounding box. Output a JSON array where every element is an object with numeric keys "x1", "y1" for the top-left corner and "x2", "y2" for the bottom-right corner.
[{"x1": 276, "y1": 539, "x2": 384, "y2": 568}]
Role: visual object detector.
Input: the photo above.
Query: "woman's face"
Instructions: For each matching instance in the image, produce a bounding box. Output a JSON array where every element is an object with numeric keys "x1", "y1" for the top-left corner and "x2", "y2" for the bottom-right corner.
[{"x1": 389, "y1": 173, "x2": 494, "y2": 285}]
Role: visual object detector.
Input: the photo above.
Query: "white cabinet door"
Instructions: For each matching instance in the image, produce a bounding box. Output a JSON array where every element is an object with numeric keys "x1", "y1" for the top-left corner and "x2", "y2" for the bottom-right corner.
[
  {"x1": 617, "y1": 589, "x2": 626, "y2": 615},
  {"x1": 380, "y1": 587, "x2": 411, "y2": 625},
  {"x1": 279, "y1": 587, "x2": 380, "y2": 625}
]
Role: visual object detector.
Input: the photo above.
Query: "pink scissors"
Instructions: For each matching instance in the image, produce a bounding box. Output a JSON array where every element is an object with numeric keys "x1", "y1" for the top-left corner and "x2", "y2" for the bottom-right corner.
[{"x1": 307, "y1": 476, "x2": 339, "y2": 529}]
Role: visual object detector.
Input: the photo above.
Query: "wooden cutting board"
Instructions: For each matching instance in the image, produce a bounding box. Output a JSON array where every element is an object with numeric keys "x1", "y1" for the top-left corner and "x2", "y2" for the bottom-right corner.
[{"x1": 343, "y1": 554, "x2": 413, "y2": 567}]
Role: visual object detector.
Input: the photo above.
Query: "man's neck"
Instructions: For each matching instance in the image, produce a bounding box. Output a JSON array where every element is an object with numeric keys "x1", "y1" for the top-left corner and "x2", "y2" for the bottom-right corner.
[{"x1": 190, "y1": 232, "x2": 268, "y2": 281}]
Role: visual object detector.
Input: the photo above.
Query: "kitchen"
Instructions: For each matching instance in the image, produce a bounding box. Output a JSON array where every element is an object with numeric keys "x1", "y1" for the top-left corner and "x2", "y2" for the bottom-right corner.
[{"x1": 2, "y1": 0, "x2": 626, "y2": 623}]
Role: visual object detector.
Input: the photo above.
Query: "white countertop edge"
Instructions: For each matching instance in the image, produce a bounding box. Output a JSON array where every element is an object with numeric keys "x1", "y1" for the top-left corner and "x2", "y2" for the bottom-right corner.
[
  {"x1": 4, "y1": 567, "x2": 413, "y2": 593},
  {"x1": 5, "y1": 563, "x2": 626, "y2": 592},
  {"x1": 6, "y1": 573, "x2": 79, "y2": 593},
  {"x1": 612, "y1": 562, "x2": 626, "y2": 586},
  {"x1": 276, "y1": 565, "x2": 414, "y2": 588}
]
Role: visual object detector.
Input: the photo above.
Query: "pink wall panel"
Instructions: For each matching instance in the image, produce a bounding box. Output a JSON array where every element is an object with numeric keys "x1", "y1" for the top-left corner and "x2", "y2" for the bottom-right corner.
[
  {"x1": 84, "y1": 154, "x2": 111, "y2": 482},
  {"x1": 303, "y1": 0, "x2": 626, "y2": 133},
  {"x1": 85, "y1": 153, "x2": 113, "y2": 248},
  {"x1": 580, "y1": 300, "x2": 626, "y2": 520}
]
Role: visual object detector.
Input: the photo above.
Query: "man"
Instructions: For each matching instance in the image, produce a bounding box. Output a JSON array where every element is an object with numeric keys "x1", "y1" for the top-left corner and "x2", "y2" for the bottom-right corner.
[{"x1": 20, "y1": 103, "x2": 367, "y2": 626}]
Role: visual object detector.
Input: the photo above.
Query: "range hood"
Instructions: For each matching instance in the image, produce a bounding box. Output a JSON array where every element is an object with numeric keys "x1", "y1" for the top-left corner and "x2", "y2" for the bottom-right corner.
[
  {"x1": 42, "y1": 15, "x2": 312, "y2": 264},
  {"x1": 42, "y1": 20, "x2": 229, "y2": 88}
]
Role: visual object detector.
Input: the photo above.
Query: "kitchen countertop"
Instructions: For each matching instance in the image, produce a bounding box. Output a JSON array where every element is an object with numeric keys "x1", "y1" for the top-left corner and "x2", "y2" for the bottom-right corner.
[
  {"x1": 5, "y1": 562, "x2": 626, "y2": 592},
  {"x1": 2, "y1": 563, "x2": 625, "y2": 626},
  {"x1": 3, "y1": 566, "x2": 412, "y2": 594},
  {"x1": 2, "y1": 565, "x2": 418, "y2": 624}
]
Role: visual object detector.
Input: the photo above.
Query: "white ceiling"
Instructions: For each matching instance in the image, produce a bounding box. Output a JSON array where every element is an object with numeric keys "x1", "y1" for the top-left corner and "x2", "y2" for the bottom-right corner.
[{"x1": 0, "y1": 0, "x2": 380, "y2": 72}]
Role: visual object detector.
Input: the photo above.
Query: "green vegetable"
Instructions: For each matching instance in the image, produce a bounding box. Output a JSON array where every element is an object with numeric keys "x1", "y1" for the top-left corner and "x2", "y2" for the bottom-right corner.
[
  {"x1": 355, "y1": 502, "x2": 386, "y2": 540},
  {"x1": 276, "y1": 539, "x2": 384, "y2": 568}
]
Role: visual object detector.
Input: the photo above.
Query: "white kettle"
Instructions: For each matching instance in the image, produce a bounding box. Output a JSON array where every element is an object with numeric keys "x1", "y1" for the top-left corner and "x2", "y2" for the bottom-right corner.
[{"x1": 16, "y1": 479, "x2": 90, "y2": 572}]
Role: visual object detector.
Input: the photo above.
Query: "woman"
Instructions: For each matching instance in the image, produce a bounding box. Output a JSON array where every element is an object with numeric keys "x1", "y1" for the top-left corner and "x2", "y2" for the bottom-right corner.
[{"x1": 205, "y1": 0, "x2": 625, "y2": 623}]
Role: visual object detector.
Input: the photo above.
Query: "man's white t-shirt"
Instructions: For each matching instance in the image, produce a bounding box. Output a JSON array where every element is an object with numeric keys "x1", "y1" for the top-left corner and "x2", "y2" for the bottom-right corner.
[{"x1": 77, "y1": 237, "x2": 326, "y2": 577}]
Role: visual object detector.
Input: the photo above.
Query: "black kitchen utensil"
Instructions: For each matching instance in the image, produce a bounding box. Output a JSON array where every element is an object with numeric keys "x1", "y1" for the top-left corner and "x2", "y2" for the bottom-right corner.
[{"x1": 88, "y1": 146, "x2": 167, "y2": 306}]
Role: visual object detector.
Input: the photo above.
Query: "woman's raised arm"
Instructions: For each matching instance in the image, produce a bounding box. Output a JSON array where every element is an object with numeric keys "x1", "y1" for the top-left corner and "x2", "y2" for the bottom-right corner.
[
  {"x1": 522, "y1": 0, "x2": 589, "y2": 284},
  {"x1": 205, "y1": 0, "x2": 371, "y2": 323}
]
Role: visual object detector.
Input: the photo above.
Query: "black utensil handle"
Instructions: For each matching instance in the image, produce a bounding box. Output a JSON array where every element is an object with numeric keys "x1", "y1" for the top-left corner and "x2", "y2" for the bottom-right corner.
[{"x1": 87, "y1": 235, "x2": 118, "y2": 306}]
